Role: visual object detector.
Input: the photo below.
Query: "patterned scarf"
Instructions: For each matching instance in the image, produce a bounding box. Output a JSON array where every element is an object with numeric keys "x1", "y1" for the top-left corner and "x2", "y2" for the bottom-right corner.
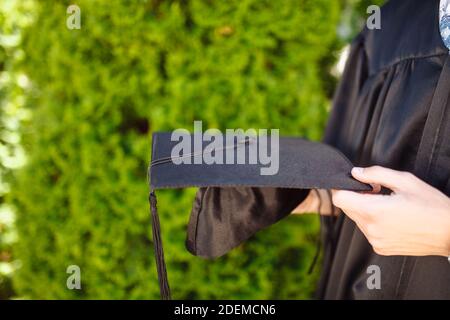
[{"x1": 440, "y1": 0, "x2": 450, "y2": 50}]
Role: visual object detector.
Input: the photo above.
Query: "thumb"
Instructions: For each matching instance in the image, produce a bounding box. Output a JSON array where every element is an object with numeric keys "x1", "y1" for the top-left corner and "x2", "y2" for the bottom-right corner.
[{"x1": 351, "y1": 166, "x2": 410, "y2": 192}]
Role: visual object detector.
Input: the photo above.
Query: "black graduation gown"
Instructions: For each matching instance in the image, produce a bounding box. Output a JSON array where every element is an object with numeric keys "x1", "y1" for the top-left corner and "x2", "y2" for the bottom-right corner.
[
  {"x1": 318, "y1": 0, "x2": 450, "y2": 299},
  {"x1": 185, "y1": 0, "x2": 450, "y2": 299}
]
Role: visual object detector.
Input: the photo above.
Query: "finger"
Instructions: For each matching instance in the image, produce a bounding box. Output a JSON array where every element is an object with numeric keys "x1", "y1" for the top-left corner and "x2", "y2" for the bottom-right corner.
[{"x1": 351, "y1": 166, "x2": 413, "y2": 192}]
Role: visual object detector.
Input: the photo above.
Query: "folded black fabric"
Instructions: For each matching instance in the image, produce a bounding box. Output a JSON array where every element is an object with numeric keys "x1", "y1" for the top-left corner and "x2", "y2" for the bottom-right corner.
[{"x1": 148, "y1": 131, "x2": 370, "y2": 299}]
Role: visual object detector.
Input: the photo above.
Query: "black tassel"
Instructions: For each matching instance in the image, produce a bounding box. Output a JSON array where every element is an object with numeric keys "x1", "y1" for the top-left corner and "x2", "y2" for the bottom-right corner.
[
  {"x1": 307, "y1": 189, "x2": 323, "y2": 275},
  {"x1": 149, "y1": 190, "x2": 171, "y2": 300}
]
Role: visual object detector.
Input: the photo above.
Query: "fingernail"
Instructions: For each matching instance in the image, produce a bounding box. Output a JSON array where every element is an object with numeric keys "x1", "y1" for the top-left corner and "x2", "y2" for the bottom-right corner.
[{"x1": 352, "y1": 167, "x2": 364, "y2": 175}]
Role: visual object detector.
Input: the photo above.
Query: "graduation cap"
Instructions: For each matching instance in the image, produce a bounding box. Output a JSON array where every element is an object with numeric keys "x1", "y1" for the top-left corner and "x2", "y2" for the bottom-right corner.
[{"x1": 148, "y1": 131, "x2": 371, "y2": 299}]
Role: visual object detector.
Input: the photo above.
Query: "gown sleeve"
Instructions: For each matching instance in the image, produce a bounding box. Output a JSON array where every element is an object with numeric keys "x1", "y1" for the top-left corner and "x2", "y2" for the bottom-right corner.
[
  {"x1": 187, "y1": 186, "x2": 308, "y2": 258},
  {"x1": 323, "y1": 33, "x2": 369, "y2": 149}
]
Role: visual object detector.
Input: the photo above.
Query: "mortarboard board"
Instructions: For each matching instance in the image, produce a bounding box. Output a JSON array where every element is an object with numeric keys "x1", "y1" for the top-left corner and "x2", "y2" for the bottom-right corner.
[{"x1": 148, "y1": 131, "x2": 371, "y2": 299}]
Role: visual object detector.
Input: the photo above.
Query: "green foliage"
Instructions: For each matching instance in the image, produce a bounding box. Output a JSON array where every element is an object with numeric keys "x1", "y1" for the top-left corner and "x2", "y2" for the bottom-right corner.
[
  {"x1": 9, "y1": 0, "x2": 346, "y2": 299},
  {"x1": 0, "y1": 0, "x2": 34, "y2": 299}
]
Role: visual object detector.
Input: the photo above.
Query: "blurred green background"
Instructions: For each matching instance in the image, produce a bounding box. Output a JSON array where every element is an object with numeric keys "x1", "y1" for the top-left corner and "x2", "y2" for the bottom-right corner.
[{"x1": 0, "y1": 0, "x2": 383, "y2": 299}]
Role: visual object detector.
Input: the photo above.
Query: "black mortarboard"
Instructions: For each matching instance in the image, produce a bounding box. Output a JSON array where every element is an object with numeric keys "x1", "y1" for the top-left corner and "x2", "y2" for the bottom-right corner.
[{"x1": 148, "y1": 132, "x2": 371, "y2": 299}]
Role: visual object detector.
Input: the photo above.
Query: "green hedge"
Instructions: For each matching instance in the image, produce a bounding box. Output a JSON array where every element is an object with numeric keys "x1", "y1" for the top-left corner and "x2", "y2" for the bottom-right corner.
[
  {"x1": 0, "y1": 0, "x2": 34, "y2": 300},
  {"x1": 10, "y1": 0, "x2": 344, "y2": 299}
]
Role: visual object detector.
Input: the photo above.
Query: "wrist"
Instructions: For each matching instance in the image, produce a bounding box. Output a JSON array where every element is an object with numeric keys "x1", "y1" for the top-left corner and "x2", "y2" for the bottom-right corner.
[
  {"x1": 445, "y1": 207, "x2": 450, "y2": 258},
  {"x1": 292, "y1": 190, "x2": 316, "y2": 214},
  {"x1": 439, "y1": 199, "x2": 450, "y2": 257}
]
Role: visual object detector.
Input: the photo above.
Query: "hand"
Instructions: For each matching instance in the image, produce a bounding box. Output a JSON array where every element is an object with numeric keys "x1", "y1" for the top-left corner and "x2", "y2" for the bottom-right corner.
[
  {"x1": 292, "y1": 189, "x2": 335, "y2": 216},
  {"x1": 332, "y1": 166, "x2": 450, "y2": 257}
]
